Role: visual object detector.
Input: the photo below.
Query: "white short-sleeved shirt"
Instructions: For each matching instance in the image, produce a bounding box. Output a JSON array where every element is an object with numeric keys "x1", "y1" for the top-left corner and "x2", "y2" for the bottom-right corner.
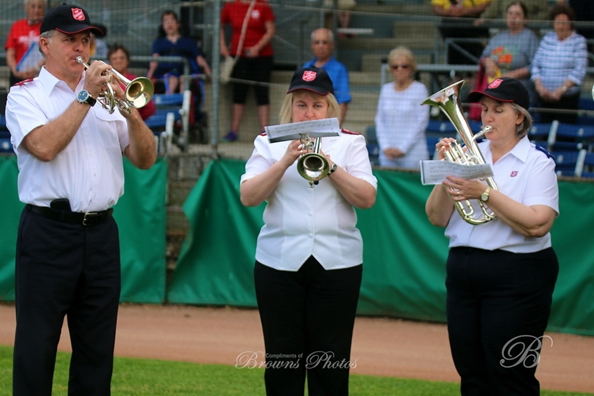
[
  {"x1": 445, "y1": 136, "x2": 558, "y2": 253},
  {"x1": 241, "y1": 130, "x2": 378, "y2": 271},
  {"x1": 6, "y1": 67, "x2": 129, "y2": 212}
]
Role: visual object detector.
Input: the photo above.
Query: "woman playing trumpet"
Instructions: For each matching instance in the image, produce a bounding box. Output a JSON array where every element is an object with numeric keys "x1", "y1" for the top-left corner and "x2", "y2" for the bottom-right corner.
[
  {"x1": 240, "y1": 66, "x2": 376, "y2": 395},
  {"x1": 425, "y1": 77, "x2": 559, "y2": 395}
]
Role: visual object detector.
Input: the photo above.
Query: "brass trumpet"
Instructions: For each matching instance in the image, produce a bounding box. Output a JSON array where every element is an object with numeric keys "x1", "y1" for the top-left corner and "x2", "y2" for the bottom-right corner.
[
  {"x1": 76, "y1": 56, "x2": 154, "y2": 114},
  {"x1": 297, "y1": 133, "x2": 330, "y2": 187},
  {"x1": 422, "y1": 80, "x2": 498, "y2": 225}
]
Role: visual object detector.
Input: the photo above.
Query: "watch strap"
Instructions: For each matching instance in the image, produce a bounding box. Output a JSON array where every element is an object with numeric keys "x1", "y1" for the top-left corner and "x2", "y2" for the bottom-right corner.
[
  {"x1": 328, "y1": 162, "x2": 338, "y2": 175},
  {"x1": 78, "y1": 90, "x2": 96, "y2": 107},
  {"x1": 481, "y1": 186, "x2": 491, "y2": 202}
]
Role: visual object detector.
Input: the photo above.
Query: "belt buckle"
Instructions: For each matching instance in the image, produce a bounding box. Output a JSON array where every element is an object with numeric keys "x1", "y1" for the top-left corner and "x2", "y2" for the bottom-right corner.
[{"x1": 82, "y1": 212, "x2": 100, "y2": 226}]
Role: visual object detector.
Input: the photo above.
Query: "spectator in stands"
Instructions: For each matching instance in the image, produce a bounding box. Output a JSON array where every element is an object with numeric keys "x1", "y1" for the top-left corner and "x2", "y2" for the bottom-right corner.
[
  {"x1": 5, "y1": 0, "x2": 45, "y2": 87},
  {"x1": 531, "y1": 4, "x2": 587, "y2": 124},
  {"x1": 479, "y1": 2, "x2": 540, "y2": 106},
  {"x1": 5, "y1": 4, "x2": 156, "y2": 395},
  {"x1": 324, "y1": 0, "x2": 357, "y2": 37},
  {"x1": 108, "y1": 43, "x2": 156, "y2": 121},
  {"x1": 374, "y1": 46, "x2": 429, "y2": 169},
  {"x1": 240, "y1": 66, "x2": 376, "y2": 396},
  {"x1": 303, "y1": 28, "x2": 352, "y2": 126},
  {"x1": 559, "y1": 0, "x2": 594, "y2": 57},
  {"x1": 147, "y1": 10, "x2": 212, "y2": 94},
  {"x1": 431, "y1": 0, "x2": 492, "y2": 64},
  {"x1": 426, "y1": 77, "x2": 559, "y2": 396},
  {"x1": 220, "y1": 0, "x2": 276, "y2": 142},
  {"x1": 478, "y1": 0, "x2": 550, "y2": 23}
]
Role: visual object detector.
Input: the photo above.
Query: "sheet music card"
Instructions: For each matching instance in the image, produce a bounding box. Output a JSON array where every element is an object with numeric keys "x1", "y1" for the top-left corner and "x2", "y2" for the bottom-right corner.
[
  {"x1": 420, "y1": 160, "x2": 494, "y2": 185},
  {"x1": 265, "y1": 118, "x2": 340, "y2": 143}
]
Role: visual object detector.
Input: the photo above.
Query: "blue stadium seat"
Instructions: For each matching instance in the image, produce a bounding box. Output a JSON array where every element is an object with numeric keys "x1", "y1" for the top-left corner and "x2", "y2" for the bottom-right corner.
[
  {"x1": 528, "y1": 122, "x2": 553, "y2": 147},
  {"x1": 144, "y1": 92, "x2": 190, "y2": 154},
  {"x1": 0, "y1": 137, "x2": 13, "y2": 153},
  {"x1": 0, "y1": 128, "x2": 13, "y2": 154},
  {"x1": 576, "y1": 150, "x2": 594, "y2": 178},
  {"x1": 577, "y1": 98, "x2": 594, "y2": 125},
  {"x1": 551, "y1": 150, "x2": 581, "y2": 177},
  {"x1": 426, "y1": 135, "x2": 439, "y2": 159},
  {"x1": 547, "y1": 121, "x2": 594, "y2": 152},
  {"x1": 425, "y1": 119, "x2": 457, "y2": 136}
]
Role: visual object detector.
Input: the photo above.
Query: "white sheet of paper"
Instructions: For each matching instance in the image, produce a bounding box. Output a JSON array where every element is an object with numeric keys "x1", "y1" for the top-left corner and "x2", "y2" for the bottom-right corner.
[
  {"x1": 265, "y1": 118, "x2": 340, "y2": 143},
  {"x1": 420, "y1": 160, "x2": 494, "y2": 185}
]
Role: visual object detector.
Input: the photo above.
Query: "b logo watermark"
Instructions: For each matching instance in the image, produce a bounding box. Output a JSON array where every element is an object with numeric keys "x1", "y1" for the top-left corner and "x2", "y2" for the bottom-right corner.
[{"x1": 500, "y1": 335, "x2": 553, "y2": 368}]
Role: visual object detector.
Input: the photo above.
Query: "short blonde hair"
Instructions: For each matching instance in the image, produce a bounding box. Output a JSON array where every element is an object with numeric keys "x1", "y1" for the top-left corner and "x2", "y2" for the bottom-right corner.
[
  {"x1": 279, "y1": 91, "x2": 341, "y2": 124},
  {"x1": 387, "y1": 46, "x2": 417, "y2": 74},
  {"x1": 511, "y1": 103, "x2": 533, "y2": 138}
]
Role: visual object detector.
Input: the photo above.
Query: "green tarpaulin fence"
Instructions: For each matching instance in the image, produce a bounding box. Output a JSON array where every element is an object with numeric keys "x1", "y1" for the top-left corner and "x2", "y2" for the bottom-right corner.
[
  {"x1": 0, "y1": 155, "x2": 167, "y2": 303},
  {"x1": 168, "y1": 159, "x2": 594, "y2": 336},
  {"x1": 2, "y1": 156, "x2": 593, "y2": 335}
]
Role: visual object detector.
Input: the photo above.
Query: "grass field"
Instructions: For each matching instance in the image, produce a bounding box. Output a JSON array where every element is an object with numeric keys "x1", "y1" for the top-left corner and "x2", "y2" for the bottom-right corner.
[{"x1": 0, "y1": 345, "x2": 592, "y2": 395}]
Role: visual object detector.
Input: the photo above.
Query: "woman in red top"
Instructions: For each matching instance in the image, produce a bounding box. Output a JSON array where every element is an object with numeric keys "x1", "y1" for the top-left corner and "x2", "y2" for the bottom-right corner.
[
  {"x1": 5, "y1": 0, "x2": 45, "y2": 86},
  {"x1": 220, "y1": 0, "x2": 276, "y2": 142},
  {"x1": 108, "y1": 43, "x2": 156, "y2": 121}
]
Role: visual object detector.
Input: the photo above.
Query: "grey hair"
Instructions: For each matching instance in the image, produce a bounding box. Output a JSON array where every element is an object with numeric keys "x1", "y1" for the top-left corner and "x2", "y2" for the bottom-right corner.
[
  {"x1": 25, "y1": 0, "x2": 44, "y2": 5},
  {"x1": 511, "y1": 103, "x2": 533, "y2": 138},
  {"x1": 38, "y1": 30, "x2": 56, "y2": 56},
  {"x1": 310, "y1": 28, "x2": 334, "y2": 44}
]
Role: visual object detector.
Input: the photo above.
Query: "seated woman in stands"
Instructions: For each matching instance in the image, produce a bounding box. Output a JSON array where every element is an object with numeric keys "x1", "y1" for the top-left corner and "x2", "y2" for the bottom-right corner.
[
  {"x1": 531, "y1": 4, "x2": 587, "y2": 124},
  {"x1": 146, "y1": 10, "x2": 212, "y2": 94},
  {"x1": 480, "y1": 2, "x2": 540, "y2": 107},
  {"x1": 374, "y1": 46, "x2": 429, "y2": 169},
  {"x1": 108, "y1": 43, "x2": 156, "y2": 121}
]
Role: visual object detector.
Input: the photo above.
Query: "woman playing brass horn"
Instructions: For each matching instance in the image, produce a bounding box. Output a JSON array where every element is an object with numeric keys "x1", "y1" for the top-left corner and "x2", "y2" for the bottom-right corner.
[
  {"x1": 425, "y1": 77, "x2": 559, "y2": 395},
  {"x1": 240, "y1": 66, "x2": 376, "y2": 395}
]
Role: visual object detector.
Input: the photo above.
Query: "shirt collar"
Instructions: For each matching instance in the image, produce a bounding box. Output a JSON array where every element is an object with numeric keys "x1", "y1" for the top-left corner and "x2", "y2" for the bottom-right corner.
[
  {"x1": 38, "y1": 66, "x2": 86, "y2": 97},
  {"x1": 485, "y1": 135, "x2": 531, "y2": 163}
]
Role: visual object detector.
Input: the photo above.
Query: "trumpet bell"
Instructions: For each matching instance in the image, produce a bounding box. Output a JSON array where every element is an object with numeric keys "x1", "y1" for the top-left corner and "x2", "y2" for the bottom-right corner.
[
  {"x1": 297, "y1": 153, "x2": 330, "y2": 182},
  {"x1": 125, "y1": 77, "x2": 154, "y2": 108}
]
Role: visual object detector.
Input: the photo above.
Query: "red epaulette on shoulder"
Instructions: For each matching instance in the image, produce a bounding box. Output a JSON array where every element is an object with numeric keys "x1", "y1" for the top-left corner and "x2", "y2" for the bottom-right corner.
[
  {"x1": 13, "y1": 78, "x2": 34, "y2": 86},
  {"x1": 340, "y1": 128, "x2": 360, "y2": 135}
]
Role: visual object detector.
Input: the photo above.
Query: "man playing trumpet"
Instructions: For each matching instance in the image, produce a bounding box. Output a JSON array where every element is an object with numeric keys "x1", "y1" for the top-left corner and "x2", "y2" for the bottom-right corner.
[{"x1": 5, "y1": 4, "x2": 155, "y2": 395}]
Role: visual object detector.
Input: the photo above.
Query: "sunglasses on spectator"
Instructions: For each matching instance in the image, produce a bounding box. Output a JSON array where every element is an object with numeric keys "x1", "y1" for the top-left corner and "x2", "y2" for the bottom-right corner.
[{"x1": 391, "y1": 64, "x2": 409, "y2": 70}]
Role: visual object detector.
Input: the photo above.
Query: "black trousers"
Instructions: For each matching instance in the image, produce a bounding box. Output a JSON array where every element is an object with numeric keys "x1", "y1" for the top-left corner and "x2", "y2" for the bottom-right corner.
[
  {"x1": 254, "y1": 257, "x2": 362, "y2": 396},
  {"x1": 231, "y1": 56, "x2": 273, "y2": 105},
  {"x1": 13, "y1": 206, "x2": 121, "y2": 396},
  {"x1": 446, "y1": 247, "x2": 558, "y2": 396}
]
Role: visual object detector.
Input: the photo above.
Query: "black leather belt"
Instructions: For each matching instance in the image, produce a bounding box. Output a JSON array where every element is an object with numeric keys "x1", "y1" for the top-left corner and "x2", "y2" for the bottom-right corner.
[{"x1": 27, "y1": 204, "x2": 113, "y2": 226}]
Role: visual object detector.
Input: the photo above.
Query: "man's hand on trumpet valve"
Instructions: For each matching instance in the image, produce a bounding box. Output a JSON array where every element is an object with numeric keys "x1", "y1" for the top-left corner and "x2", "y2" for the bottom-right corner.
[{"x1": 81, "y1": 59, "x2": 111, "y2": 99}]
